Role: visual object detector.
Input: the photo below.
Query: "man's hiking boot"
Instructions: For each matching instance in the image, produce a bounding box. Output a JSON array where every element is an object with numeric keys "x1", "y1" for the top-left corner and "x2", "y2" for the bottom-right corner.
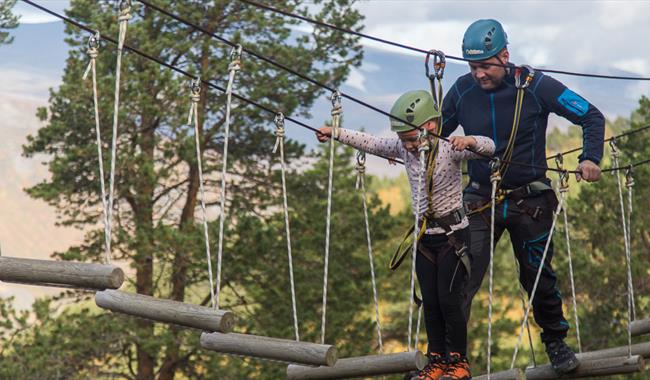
[
  {"x1": 545, "y1": 338, "x2": 579, "y2": 374},
  {"x1": 417, "y1": 352, "x2": 447, "y2": 380},
  {"x1": 440, "y1": 352, "x2": 471, "y2": 380}
]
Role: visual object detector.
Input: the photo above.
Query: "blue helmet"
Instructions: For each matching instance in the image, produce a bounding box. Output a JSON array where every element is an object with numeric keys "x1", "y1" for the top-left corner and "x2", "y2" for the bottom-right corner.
[{"x1": 462, "y1": 19, "x2": 508, "y2": 61}]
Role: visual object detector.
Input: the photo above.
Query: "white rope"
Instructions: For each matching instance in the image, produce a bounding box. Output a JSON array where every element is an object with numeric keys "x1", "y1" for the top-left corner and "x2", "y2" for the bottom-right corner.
[
  {"x1": 408, "y1": 132, "x2": 428, "y2": 351},
  {"x1": 356, "y1": 151, "x2": 383, "y2": 352},
  {"x1": 106, "y1": 1, "x2": 131, "y2": 264},
  {"x1": 188, "y1": 78, "x2": 217, "y2": 310},
  {"x1": 558, "y1": 172, "x2": 582, "y2": 353},
  {"x1": 215, "y1": 45, "x2": 242, "y2": 310},
  {"x1": 610, "y1": 141, "x2": 634, "y2": 357},
  {"x1": 415, "y1": 303, "x2": 422, "y2": 351},
  {"x1": 625, "y1": 167, "x2": 636, "y2": 320},
  {"x1": 511, "y1": 187, "x2": 565, "y2": 368},
  {"x1": 321, "y1": 90, "x2": 341, "y2": 344},
  {"x1": 274, "y1": 113, "x2": 300, "y2": 342},
  {"x1": 83, "y1": 32, "x2": 111, "y2": 264},
  {"x1": 487, "y1": 166, "x2": 500, "y2": 380}
]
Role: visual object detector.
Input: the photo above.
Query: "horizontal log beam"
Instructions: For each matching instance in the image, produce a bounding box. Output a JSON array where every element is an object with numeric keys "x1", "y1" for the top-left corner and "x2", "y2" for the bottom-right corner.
[
  {"x1": 286, "y1": 351, "x2": 426, "y2": 379},
  {"x1": 525, "y1": 355, "x2": 644, "y2": 379},
  {"x1": 201, "y1": 332, "x2": 337, "y2": 367},
  {"x1": 473, "y1": 368, "x2": 526, "y2": 380},
  {"x1": 0, "y1": 256, "x2": 123, "y2": 290},
  {"x1": 95, "y1": 290, "x2": 234, "y2": 332},
  {"x1": 631, "y1": 318, "x2": 650, "y2": 336},
  {"x1": 575, "y1": 341, "x2": 650, "y2": 361}
]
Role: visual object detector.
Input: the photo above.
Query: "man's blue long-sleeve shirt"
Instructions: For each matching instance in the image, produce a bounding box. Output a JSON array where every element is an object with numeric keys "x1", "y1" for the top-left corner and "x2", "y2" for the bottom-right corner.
[{"x1": 441, "y1": 64, "x2": 605, "y2": 192}]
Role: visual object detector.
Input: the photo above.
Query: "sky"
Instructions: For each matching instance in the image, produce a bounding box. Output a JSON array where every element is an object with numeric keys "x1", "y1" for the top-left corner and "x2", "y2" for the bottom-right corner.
[{"x1": 1, "y1": 0, "x2": 650, "y2": 306}]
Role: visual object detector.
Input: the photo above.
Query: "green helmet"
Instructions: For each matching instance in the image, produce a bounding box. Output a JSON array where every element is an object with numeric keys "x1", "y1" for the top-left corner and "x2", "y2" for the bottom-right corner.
[{"x1": 389, "y1": 90, "x2": 440, "y2": 133}]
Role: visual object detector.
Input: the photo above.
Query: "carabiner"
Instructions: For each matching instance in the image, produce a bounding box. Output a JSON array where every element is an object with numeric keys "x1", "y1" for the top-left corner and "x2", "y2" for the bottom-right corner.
[
  {"x1": 625, "y1": 165, "x2": 635, "y2": 188},
  {"x1": 88, "y1": 31, "x2": 100, "y2": 50},
  {"x1": 356, "y1": 150, "x2": 367, "y2": 167},
  {"x1": 190, "y1": 77, "x2": 202, "y2": 96},
  {"x1": 514, "y1": 65, "x2": 535, "y2": 89},
  {"x1": 330, "y1": 90, "x2": 342, "y2": 109},
  {"x1": 554, "y1": 153, "x2": 564, "y2": 170},
  {"x1": 425, "y1": 50, "x2": 446, "y2": 80}
]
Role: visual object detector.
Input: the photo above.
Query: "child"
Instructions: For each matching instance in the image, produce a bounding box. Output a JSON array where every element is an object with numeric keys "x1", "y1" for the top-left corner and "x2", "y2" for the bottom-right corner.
[{"x1": 316, "y1": 90, "x2": 494, "y2": 380}]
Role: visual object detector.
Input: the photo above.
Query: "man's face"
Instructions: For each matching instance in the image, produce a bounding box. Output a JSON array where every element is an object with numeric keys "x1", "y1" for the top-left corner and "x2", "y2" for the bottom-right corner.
[{"x1": 469, "y1": 52, "x2": 508, "y2": 90}]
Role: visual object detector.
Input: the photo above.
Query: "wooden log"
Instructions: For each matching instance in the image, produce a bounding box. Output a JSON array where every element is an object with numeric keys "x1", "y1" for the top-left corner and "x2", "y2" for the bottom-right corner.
[
  {"x1": 96, "y1": 290, "x2": 234, "y2": 332},
  {"x1": 201, "y1": 332, "x2": 337, "y2": 367},
  {"x1": 631, "y1": 318, "x2": 650, "y2": 336},
  {"x1": 285, "y1": 351, "x2": 426, "y2": 379},
  {"x1": 575, "y1": 341, "x2": 650, "y2": 361},
  {"x1": 473, "y1": 368, "x2": 526, "y2": 380},
  {"x1": 0, "y1": 256, "x2": 123, "y2": 290},
  {"x1": 525, "y1": 355, "x2": 644, "y2": 379}
]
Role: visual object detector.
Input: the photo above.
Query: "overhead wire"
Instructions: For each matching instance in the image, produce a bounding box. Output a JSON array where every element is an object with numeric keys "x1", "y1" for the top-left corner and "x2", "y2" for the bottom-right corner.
[
  {"x1": 23, "y1": 0, "x2": 650, "y2": 177},
  {"x1": 239, "y1": 0, "x2": 650, "y2": 82}
]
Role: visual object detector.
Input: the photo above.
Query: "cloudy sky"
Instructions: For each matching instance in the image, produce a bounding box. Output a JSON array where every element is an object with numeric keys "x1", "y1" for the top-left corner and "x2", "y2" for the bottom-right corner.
[{"x1": 2, "y1": 0, "x2": 649, "y2": 306}]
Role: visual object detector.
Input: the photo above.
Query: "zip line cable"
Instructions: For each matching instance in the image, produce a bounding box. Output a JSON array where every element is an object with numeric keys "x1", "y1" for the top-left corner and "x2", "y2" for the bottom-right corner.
[
  {"x1": 546, "y1": 124, "x2": 650, "y2": 160},
  {"x1": 22, "y1": 1, "x2": 650, "y2": 176},
  {"x1": 239, "y1": 0, "x2": 650, "y2": 82}
]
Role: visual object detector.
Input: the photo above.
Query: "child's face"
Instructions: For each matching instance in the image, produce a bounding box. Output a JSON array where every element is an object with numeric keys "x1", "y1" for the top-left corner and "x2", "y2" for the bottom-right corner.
[{"x1": 397, "y1": 120, "x2": 438, "y2": 153}]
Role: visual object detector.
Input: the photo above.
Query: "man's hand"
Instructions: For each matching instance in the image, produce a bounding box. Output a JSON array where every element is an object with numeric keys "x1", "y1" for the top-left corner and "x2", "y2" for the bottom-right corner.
[
  {"x1": 576, "y1": 160, "x2": 601, "y2": 182},
  {"x1": 448, "y1": 136, "x2": 477, "y2": 151},
  {"x1": 316, "y1": 126, "x2": 332, "y2": 143}
]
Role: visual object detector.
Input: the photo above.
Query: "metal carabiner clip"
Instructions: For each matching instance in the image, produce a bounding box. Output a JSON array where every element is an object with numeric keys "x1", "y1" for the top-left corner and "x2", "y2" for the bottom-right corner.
[
  {"x1": 356, "y1": 150, "x2": 367, "y2": 167},
  {"x1": 425, "y1": 50, "x2": 446, "y2": 80},
  {"x1": 514, "y1": 65, "x2": 535, "y2": 89}
]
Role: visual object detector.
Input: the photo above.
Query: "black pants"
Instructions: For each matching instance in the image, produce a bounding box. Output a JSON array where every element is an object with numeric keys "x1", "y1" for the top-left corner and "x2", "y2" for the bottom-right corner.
[
  {"x1": 462, "y1": 190, "x2": 569, "y2": 343},
  {"x1": 416, "y1": 228, "x2": 469, "y2": 355}
]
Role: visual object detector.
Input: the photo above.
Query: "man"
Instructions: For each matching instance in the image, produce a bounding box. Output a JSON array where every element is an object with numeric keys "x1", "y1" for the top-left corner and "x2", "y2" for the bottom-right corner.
[{"x1": 441, "y1": 19, "x2": 604, "y2": 374}]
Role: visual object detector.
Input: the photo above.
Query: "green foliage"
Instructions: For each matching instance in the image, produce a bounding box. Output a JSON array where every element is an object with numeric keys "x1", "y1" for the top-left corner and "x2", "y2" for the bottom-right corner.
[{"x1": 0, "y1": 0, "x2": 18, "y2": 45}]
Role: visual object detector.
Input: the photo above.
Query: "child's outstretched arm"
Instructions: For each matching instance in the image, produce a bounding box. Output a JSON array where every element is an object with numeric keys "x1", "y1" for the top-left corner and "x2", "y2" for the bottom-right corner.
[{"x1": 316, "y1": 126, "x2": 401, "y2": 158}]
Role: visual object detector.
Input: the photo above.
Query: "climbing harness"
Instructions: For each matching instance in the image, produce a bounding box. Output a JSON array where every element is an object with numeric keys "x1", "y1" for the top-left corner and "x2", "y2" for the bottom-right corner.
[
  {"x1": 556, "y1": 154, "x2": 582, "y2": 353},
  {"x1": 356, "y1": 150, "x2": 383, "y2": 352},
  {"x1": 215, "y1": 44, "x2": 242, "y2": 310},
  {"x1": 272, "y1": 112, "x2": 300, "y2": 342},
  {"x1": 321, "y1": 90, "x2": 342, "y2": 344}
]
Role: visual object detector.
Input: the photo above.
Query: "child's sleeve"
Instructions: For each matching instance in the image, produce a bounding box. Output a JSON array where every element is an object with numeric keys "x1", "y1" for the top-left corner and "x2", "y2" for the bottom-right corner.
[
  {"x1": 449, "y1": 135, "x2": 495, "y2": 161},
  {"x1": 337, "y1": 128, "x2": 402, "y2": 158}
]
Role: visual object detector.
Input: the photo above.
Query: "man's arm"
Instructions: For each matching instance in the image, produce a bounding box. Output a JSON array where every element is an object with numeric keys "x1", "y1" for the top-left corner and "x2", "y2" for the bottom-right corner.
[{"x1": 536, "y1": 75, "x2": 605, "y2": 182}]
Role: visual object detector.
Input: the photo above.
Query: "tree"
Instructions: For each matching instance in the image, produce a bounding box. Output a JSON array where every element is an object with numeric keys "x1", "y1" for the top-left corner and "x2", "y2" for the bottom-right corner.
[
  {"x1": 18, "y1": 0, "x2": 364, "y2": 378},
  {"x1": 0, "y1": 0, "x2": 19, "y2": 44}
]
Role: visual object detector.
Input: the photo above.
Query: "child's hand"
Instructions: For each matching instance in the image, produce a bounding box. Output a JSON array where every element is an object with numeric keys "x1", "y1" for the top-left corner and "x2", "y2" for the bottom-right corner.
[
  {"x1": 316, "y1": 127, "x2": 332, "y2": 142},
  {"x1": 449, "y1": 136, "x2": 477, "y2": 151}
]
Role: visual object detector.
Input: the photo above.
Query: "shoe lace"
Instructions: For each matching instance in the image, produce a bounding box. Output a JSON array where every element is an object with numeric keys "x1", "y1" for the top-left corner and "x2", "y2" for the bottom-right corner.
[{"x1": 443, "y1": 354, "x2": 469, "y2": 378}]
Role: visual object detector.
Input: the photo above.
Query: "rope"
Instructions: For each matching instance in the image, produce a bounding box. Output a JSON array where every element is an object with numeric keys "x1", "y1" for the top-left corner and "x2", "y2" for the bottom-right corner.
[
  {"x1": 321, "y1": 90, "x2": 341, "y2": 345},
  {"x1": 408, "y1": 131, "x2": 428, "y2": 351},
  {"x1": 415, "y1": 304, "x2": 422, "y2": 351},
  {"x1": 512, "y1": 258, "x2": 538, "y2": 366},
  {"x1": 510, "y1": 186, "x2": 565, "y2": 368},
  {"x1": 610, "y1": 140, "x2": 634, "y2": 357},
  {"x1": 188, "y1": 77, "x2": 217, "y2": 310},
  {"x1": 546, "y1": 125, "x2": 650, "y2": 160},
  {"x1": 625, "y1": 167, "x2": 636, "y2": 319},
  {"x1": 356, "y1": 150, "x2": 383, "y2": 352},
  {"x1": 274, "y1": 113, "x2": 300, "y2": 342},
  {"x1": 215, "y1": 45, "x2": 242, "y2": 310},
  {"x1": 487, "y1": 164, "x2": 501, "y2": 380},
  {"x1": 557, "y1": 172, "x2": 582, "y2": 353},
  {"x1": 238, "y1": 0, "x2": 650, "y2": 81},
  {"x1": 82, "y1": 32, "x2": 111, "y2": 264},
  {"x1": 105, "y1": 0, "x2": 131, "y2": 264}
]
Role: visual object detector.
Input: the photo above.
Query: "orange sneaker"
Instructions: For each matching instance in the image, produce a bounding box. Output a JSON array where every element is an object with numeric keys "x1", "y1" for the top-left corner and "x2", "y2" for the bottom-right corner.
[
  {"x1": 417, "y1": 352, "x2": 447, "y2": 380},
  {"x1": 440, "y1": 352, "x2": 471, "y2": 380}
]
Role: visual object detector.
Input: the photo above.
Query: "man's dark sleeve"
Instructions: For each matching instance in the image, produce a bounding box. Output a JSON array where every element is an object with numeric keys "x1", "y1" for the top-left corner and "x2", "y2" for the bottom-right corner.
[
  {"x1": 441, "y1": 83, "x2": 460, "y2": 138},
  {"x1": 536, "y1": 75, "x2": 605, "y2": 164}
]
